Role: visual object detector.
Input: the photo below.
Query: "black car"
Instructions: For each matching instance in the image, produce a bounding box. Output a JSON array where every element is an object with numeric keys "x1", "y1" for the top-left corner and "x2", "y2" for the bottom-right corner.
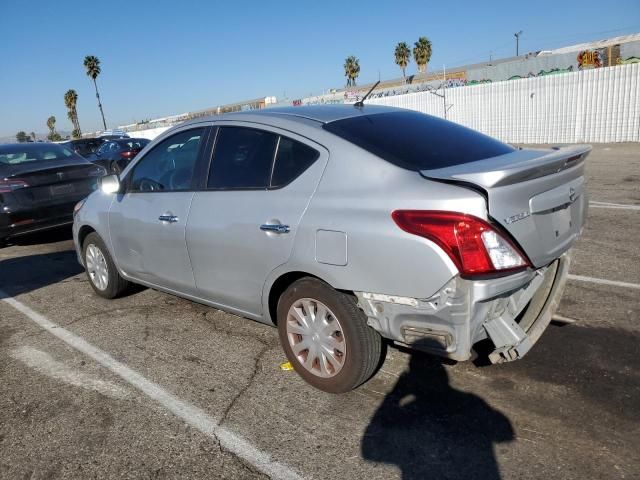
[
  {"x1": 60, "y1": 137, "x2": 106, "y2": 158},
  {"x1": 87, "y1": 138, "x2": 150, "y2": 173},
  {"x1": 0, "y1": 143, "x2": 106, "y2": 246}
]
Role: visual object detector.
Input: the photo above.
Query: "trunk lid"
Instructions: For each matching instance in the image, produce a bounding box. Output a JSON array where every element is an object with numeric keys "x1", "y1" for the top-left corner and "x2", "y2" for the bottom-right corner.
[
  {"x1": 421, "y1": 145, "x2": 591, "y2": 268},
  {"x1": 3, "y1": 159, "x2": 104, "y2": 206}
]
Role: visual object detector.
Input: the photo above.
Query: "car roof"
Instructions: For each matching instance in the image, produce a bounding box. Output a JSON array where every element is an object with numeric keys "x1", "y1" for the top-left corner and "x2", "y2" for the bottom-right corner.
[
  {"x1": 69, "y1": 138, "x2": 102, "y2": 143},
  {"x1": 114, "y1": 137, "x2": 147, "y2": 142},
  {"x1": 181, "y1": 104, "x2": 404, "y2": 127}
]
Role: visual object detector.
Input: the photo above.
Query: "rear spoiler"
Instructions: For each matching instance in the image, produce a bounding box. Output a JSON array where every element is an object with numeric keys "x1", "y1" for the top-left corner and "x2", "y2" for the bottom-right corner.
[{"x1": 420, "y1": 145, "x2": 592, "y2": 188}]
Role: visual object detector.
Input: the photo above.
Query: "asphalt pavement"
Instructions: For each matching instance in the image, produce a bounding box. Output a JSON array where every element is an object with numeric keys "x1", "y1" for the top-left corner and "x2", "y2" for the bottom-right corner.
[{"x1": 1, "y1": 143, "x2": 638, "y2": 480}]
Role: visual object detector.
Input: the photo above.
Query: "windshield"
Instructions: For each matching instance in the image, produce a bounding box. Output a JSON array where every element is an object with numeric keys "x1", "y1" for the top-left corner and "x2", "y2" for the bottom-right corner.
[
  {"x1": 0, "y1": 144, "x2": 75, "y2": 166},
  {"x1": 323, "y1": 110, "x2": 514, "y2": 171}
]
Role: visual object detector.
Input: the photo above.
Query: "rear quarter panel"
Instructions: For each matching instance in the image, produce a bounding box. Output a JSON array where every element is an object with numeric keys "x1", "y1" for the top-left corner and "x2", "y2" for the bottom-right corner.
[{"x1": 263, "y1": 138, "x2": 489, "y2": 321}]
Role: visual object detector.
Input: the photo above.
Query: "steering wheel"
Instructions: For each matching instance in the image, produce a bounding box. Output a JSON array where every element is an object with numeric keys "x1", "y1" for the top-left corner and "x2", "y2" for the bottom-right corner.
[
  {"x1": 168, "y1": 168, "x2": 190, "y2": 190},
  {"x1": 138, "y1": 178, "x2": 163, "y2": 192}
]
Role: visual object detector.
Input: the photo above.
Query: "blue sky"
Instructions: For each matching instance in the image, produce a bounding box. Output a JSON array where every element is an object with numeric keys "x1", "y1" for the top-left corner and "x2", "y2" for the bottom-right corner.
[{"x1": 1, "y1": 0, "x2": 638, "y2": 137}]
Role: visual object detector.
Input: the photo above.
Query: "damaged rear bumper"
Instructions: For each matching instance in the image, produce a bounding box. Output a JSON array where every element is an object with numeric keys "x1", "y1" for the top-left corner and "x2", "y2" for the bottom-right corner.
[{"x1": 356, "y1": 252, "x2": 570, "y2": 362}]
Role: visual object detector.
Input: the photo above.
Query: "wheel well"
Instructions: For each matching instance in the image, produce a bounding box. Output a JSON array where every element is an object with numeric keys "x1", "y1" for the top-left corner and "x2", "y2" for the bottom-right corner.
[
  {"x1": 267, "y1": 271, "x2": 356, "y2": 325},
  {"x1": 78, "y1": 225, "x2": 96, "y2": 249},
  {"x1": 268, "y1": 272, "x2": 321, "y2": 325}
]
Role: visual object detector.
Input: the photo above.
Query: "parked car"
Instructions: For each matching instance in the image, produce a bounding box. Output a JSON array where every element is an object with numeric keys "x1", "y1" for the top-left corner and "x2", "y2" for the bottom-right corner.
[
  {"x1": 87, "y1": 138, "x2": 150, "y2": 174},
  {"x1": 73, "y1": 105, "x2": 589, "y2": 393},
  {"x1": 98, "y1": 129, "x2": 130, "y2": 139},
  {"x1": 0, "y1": 143, "x2": 106, "y2": 246},
  {"x1": 60, "y1": 138, "x2": 106, "y2": 158}
]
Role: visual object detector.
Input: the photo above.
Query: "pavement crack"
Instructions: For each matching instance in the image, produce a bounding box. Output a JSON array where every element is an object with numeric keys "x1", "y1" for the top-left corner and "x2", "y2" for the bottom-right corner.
[{"x1": 218, "y1": 344, "x2": 271, "y2": 427}]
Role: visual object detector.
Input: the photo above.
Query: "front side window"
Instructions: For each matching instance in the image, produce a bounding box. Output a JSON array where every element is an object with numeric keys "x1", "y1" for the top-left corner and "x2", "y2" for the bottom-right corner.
[
  {"x1": 96, "y1": 142, "x2": 112, "y2": 156},
  {"x1": 207, "y1": 127, "x2": 278, "y2": 189},
  {"x1": 129, "y1": 128, "x2": 205, "y2": 192}
]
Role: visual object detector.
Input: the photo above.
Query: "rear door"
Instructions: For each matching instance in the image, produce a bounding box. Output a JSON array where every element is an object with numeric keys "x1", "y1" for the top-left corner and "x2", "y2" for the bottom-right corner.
[
  {"x1": 186, "y1": 123, "x2": 328, "y2": 317},
  {"x1": 109, "y1": 126, "x2": 209, "y2": 293}
]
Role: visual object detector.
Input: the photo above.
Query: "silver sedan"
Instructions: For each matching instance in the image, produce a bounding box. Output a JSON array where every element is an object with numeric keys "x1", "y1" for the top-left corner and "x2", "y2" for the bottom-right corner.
[{"x1": 73, "y1": 105, "x2": 589, "y2": 392}]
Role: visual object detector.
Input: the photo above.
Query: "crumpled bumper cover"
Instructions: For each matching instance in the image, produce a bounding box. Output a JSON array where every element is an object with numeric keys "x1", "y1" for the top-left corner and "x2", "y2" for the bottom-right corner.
[{"x1": 356, "y1": 252, "x2": 570, "y2": 362}]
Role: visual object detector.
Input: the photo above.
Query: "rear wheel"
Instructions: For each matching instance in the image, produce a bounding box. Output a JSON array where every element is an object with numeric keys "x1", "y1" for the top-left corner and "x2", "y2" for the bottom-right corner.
[
  {"x1": 277, "y1": 277, "x2": 383, "y2": 393},
  {"x1": 83, "y1": 232, "x2": 130, "y2": 298}
]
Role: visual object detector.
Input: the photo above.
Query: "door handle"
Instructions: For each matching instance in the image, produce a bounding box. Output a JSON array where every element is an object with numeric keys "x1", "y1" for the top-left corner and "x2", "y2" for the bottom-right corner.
[
  {"x1": 260, "y1": 223, "x2": 290, "y2": 234},
  {"x1": 158, "y1": 214, "x2": 179, "y2": 223}
]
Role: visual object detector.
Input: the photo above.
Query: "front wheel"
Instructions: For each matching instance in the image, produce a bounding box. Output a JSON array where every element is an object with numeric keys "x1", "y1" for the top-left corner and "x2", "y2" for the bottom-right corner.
[
  {"x1": 277, "y1": 277, "x2": 383, "y2": 393},
  {"x1": 83, "y1": 232, "x2": 130, "y2": 298}
]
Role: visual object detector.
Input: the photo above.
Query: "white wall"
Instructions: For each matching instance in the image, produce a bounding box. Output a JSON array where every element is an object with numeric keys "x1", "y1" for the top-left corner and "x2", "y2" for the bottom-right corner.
[
  {"x1": 367, "y1": 63, "x2": 640, "y2": 143},
  {"x1": 127, "y1": 126, "x2": 171, "y2": 140}
]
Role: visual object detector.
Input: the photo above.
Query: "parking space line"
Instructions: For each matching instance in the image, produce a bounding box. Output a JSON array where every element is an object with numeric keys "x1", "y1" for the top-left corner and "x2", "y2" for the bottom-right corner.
[
  {"x1": 567, "y1": 274, "x2": 640, "y2": 290},
  {"x1": 0, "y1": 291, "x2": 304, "y2": 480},
  {"x1": 589, "y1": 201, "x2": 640, "y2": 211}
]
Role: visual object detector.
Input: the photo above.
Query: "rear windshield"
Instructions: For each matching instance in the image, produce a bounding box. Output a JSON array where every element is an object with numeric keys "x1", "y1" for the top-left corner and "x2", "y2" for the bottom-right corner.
[
  {"x1": 323, "y1": 111, "x2": 514, "y2": 171},
  {"x1": 0, "y1": 144, "x2": 74, "y2": 165},
  {"x1": 115, "y1": 139, "x2": 149, "y2": 149}
]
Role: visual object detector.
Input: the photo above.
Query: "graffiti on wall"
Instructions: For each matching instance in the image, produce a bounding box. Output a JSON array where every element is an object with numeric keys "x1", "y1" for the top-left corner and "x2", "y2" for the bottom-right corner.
[
  {"x1": 467, "y1": 79, "x2": 492, "y2": 85},
  {"x1": 618, "y1": 56, "x2": 640, "y2": 65},
  {"x1": 508, "y1": 66, "x2": 574, "y2": 80},
  {"x1": 578, "y1": 49, "x2": 603, "y2": 69}
]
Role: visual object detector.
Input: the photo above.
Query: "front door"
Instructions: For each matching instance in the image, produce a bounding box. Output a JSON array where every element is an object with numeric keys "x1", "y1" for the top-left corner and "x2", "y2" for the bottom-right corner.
[
  {"x1": 109, "y1": 126, "x2": 208, "y2": 293},
  {"x1": 187, "y1": 124, "x2": 328, "y2": 317}
]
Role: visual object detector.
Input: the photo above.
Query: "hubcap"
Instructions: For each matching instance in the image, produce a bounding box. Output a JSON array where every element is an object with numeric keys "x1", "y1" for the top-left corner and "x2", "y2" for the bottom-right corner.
[
  {"x1": 86, "y1": 244, "x2": 109, "y2": 291},
  {"x1": 286, "y1": 298, "x2": 346, "y2": 378}
]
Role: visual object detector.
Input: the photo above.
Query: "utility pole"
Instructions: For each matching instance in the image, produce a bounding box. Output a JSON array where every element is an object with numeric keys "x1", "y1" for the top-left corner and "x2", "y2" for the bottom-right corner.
[
  {"x1": 443, "y1": 65, "x2": 447, "y2": 119},
  {"x1": 514, "y1": 30, "x2": 523, "y2": 56}
]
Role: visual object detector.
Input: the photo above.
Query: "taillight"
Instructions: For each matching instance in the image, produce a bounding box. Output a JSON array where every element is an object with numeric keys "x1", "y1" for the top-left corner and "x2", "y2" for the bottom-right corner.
[
  {"x1": 391, "y1": 210, "x2": 530, "y2": 278},
  {"x1": 0, "y1": 178, "x2": 29, "y2": 194},
  {"x1": 120, "y1": 150, "x2": 137, "y2": 159}
]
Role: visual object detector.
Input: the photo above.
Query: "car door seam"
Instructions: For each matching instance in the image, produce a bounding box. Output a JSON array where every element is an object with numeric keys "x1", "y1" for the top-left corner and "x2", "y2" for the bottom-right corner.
[{"x1": 184, "y1": 191, "x2": 198, "y2": 287}]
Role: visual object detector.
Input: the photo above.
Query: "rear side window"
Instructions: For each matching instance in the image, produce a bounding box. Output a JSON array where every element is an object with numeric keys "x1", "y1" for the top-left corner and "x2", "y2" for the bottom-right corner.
[
  {"x1": 271, "y1": 137, "x2": 319, "y2": 188},
  {"x1": 208, "y1": 127, "x2": 278, "y2": 189},
  {"x1": 323, "y1": 111, "x2": 514, "y2": 171}
]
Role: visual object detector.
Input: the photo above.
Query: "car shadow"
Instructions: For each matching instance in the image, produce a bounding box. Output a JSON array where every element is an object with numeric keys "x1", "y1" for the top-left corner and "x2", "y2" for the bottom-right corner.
[
  {"x1": 361, "y1": 341, "x2": 514, "y2": 480},
  {"x1": 0, "y1": 250, "x2": 84, "y2": 298},
  {"x1": 3, "y1": 225, "x2": 74, "y2": 247}
]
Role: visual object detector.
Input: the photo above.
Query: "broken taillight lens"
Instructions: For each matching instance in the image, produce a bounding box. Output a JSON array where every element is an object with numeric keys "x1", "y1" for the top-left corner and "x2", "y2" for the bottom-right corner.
[{"x1": 391, "y1": 210, "x2": 530, "y2": 278}]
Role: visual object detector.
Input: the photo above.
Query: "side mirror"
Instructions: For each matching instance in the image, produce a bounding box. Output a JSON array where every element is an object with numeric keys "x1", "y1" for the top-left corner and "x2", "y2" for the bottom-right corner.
[{"x1": 99, "y1": 174, "x2": 121, "y2": 194}]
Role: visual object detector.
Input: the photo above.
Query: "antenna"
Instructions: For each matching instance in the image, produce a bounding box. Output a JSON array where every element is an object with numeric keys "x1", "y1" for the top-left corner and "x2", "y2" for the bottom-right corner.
[{"x1": 354, "y1": 80, "x2": 380, "y2": 108}]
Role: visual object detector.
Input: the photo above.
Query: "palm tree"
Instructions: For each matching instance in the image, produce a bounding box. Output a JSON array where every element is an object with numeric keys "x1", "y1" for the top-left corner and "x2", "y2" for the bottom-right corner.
[
  {"x1": 46, "y1": 116, "x2": 56, "y2": 137},
  {"x1": 64, "y1": 89, "x2": 82, "y2": 138},
  {"x1": 344, "y1": 55, "x2": 360, "y2": 87},
  {"x1": 83, "y1": 55, "x2": 107, "y2": 129},
  {"x1": 394, "y1": 42, "x2": 411, "y2": 83},
  {"x1": 412, "y1": 36, "x2": 433, "y2": 74},
  {"x1": 45, "y1": 116, "x2": 62, "y2": 141}
]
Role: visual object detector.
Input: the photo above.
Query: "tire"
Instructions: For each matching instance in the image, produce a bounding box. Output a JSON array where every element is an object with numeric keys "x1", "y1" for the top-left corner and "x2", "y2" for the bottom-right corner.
[
  {"x1": 82, "y1": 232, "x2": 130, "y2": 299},
  {"x1": 277, "y1": 277, "x2": 383, "y2": 393}
]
